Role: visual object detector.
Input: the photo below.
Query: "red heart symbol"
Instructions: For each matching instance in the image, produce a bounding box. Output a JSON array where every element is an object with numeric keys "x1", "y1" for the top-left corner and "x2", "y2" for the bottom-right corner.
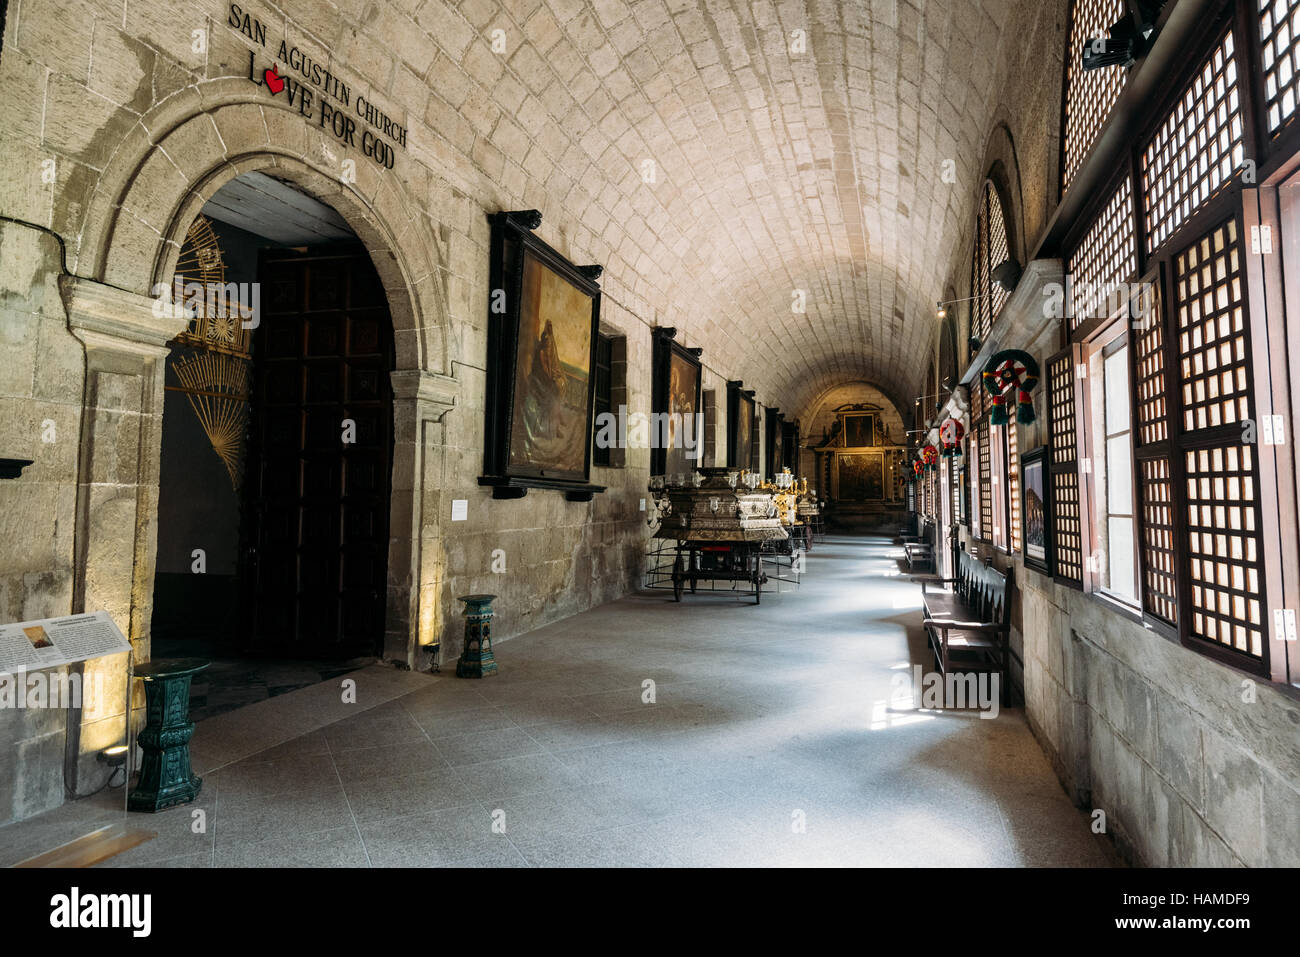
[{"x1": 263, "y1": 64, "x2": 284, "y2": 95}]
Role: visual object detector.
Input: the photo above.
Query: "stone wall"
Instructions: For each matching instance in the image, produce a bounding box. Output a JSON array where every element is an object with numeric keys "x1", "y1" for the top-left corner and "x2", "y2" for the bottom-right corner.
[
  {"x1": 941, "y1": 257, "x2": 1300, "y2": 867},
  {"x1": 1022, "y1": 573, "x2": 1300, "y2": 867}
]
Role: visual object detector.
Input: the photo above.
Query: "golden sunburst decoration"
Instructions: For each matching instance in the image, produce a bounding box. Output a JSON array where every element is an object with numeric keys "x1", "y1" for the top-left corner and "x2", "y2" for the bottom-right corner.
[
  {"x1": 168, "y1": 214, "x2": 254, "y2": 490},
  {"x1": 173, "y1": 214, "x2": 252, "y2": 358},
  {"x1": 171, "y1": 350, "x2": 252, "y2": 491}
]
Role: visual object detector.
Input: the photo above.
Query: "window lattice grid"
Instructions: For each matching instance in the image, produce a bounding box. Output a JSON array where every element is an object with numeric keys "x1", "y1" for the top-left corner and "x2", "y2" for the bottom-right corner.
[
  {"x1": 988, "y1": 188, "x2": 1011, "y2": 323},
  {"x1": 1008, "y1": 425, "x2": 1022, "y2": 553},
  {"x1": 1052, "y1": 470, "x2": 1085, "y2": 584},
  {"x1": 1063, "y1": 0, "x2": 1130, "y2": 188},
  {"x1": 1138, "y1": 455, "x2": 1180, "y2": 625},
  {"x1": 971, "y1": 200, "x2": 991, "y2": 344},
  {"x1": 1260, "y1": 0, "x2": 1300, "y2": 135},
  {"x1": 979, "y1": 420, "x2": 993, "y2": 539},
  {"x1": 1049, "y1": 353, "x2": 1078, "y2": 466},
  {"x1": 1133, "y1": 283, "x2": 1170, "y2": 445},
  {"x1": 1184, "y1": 444, "x2": 1264, "y2": 658},
  {"x1": 1174, "y1": 219, "x2": 1252, "y2": 432},
  {"x1": 1068, "y1": 177, "x2": 1138, "y2": 330},
  {"x1": 951, "y1": 455, "x2": 961, "y2": 524},
  {"x1": 1141, "y1": 29, "x2": 1245, "y2": 254},
  {"x1": 970, "y1": 184, "x2": 1011, "y2": 344}
]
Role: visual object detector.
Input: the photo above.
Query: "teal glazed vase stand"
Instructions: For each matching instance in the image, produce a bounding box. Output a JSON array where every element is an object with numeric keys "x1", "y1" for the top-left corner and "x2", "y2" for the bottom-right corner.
[
  {"x1": 456, "y1": 594, "x2": 499, "y2": 678},
  {"x1": 128, "y1": 658, "x2": 209, "y2": 813}
]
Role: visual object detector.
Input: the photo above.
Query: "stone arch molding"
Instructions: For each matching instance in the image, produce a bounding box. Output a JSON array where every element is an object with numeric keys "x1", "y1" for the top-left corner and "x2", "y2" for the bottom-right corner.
[
  {"x1": 62, "y1": 80, "x2": 458, "y2": 666},
  {"x1": 74, "y1": 78, "x2": 450, "y2": 377}
]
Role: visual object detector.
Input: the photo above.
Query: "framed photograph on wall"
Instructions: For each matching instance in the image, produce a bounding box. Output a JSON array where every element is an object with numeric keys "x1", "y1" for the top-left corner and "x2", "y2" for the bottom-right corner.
[
  {"x1": 727, "y1": 381, "x2": 756, "y2": 471},
  {"x1": 480, "y1": 210, "x2": 606, "y2": 500},
  {"x1": 1022, "y1": 445, "x2": 1051, "y2": 574},
  {"x1": 650, "y1": 327, "x2": 703, "y2": 479}
]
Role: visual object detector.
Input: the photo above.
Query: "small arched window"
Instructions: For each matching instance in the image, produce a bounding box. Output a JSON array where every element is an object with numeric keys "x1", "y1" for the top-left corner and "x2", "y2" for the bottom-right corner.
[{"x1": 969, "y1": 181, "x2": 1010, "y2": 350}]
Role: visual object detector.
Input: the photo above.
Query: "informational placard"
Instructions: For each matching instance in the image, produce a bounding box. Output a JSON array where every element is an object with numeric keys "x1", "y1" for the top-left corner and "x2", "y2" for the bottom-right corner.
[
  {"x1": 0, "y1": 611, "x2": 131, "y2": 677},
  {"x1": 451, "y1": 499, "x2": 468, "y2": 521}
]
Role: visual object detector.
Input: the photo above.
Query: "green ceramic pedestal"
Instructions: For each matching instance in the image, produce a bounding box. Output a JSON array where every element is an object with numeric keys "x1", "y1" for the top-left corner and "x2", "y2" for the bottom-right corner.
[
  {"x1": 128, "y1": 658, "x2": 209, "y2": 813},
  {"x1": 456, "y1": 594, "x2": 498, "y2": 678}
]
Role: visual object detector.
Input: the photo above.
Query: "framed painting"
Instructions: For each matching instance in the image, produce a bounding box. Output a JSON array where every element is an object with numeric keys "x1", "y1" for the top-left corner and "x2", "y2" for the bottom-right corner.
[
  {"x1": 836, "y1": 452, "x2": 885, "y2": 501},
  {"x1": 480, "y1": 210, "x2": 606, "y2": 500},
  {"x1": 782, "y1": 421, "x2": 799, "y2": 471},
  {"x1": 765, "y1": 407, "x2": 784, "y2": 478},
  {"x1": 650, "y1": 327, "x2": 703, "y2": 479},
  {"x1": 1022, "y1": 446, "x2": 1051, "y2": 573},
  {"x1": 842, "y1": 412, "x2": 876, "y2": 449},
  {"x1": 727, "y1": 381, "x2": 756, "y2": 471}
]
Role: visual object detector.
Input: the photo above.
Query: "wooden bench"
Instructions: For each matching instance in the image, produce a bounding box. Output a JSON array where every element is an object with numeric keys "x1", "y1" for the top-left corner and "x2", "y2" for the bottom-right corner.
[
  {"x1": 897, "y1": 512, "x2": 921, "y2": 544},
  {"x1": 914, "y1": 550, "x2": 1012, "y2": 705},
  {"x1": 903, "y1": 519, "x2": 935, "y2": 571}
]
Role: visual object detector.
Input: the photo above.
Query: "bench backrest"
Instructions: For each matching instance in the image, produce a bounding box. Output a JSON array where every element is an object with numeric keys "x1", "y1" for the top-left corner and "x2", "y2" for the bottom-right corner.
[{"x1": 954, "y1": 550, "x2": 1012, "y2": 626}]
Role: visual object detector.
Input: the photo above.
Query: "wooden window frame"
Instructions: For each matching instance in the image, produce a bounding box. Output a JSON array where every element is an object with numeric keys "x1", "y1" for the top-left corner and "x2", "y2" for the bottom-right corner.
[
  {"x1": 1048, "y1": 346, "x2": 1091, "y2": 589},
  {"x1": 1081, "y1": 322, "x2": 1141, "y2": 608},
  {"x1": 1061, "y1": 0, "x2": 1131, "y2": 191},
  {"x1": 592, "y1": 332, "x2": 614, "y2": 468}
]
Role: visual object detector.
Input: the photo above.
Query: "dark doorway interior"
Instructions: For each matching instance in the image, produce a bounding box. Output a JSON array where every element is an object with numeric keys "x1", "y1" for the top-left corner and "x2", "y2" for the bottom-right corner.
[
  {"x1": 151, "y1": 174, "x2": 395, "y2": 719},
  {"x1": 243, "y1": 246, "x2": 395, "y2": 657}
]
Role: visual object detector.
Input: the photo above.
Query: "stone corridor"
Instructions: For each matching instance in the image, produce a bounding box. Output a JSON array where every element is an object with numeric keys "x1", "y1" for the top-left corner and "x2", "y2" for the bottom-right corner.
[{"x1": 1, "y1": 537, "x2": 1113, "y2": 867}]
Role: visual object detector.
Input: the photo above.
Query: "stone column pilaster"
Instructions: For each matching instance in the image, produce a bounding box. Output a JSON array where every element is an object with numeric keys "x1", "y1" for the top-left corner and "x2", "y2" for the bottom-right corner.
[
  {"x1": 388, "y1": 369, "x2": 458, "y2": 669},
  {"x1": 59, "y1": 276, "x2": 188, "y2": 663}
]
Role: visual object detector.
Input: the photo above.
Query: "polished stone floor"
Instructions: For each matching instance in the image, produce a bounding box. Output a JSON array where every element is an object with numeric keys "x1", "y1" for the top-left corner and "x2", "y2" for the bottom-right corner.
[{"x1": 2, "y1": 536, "x2": 1116, "y2": 867}]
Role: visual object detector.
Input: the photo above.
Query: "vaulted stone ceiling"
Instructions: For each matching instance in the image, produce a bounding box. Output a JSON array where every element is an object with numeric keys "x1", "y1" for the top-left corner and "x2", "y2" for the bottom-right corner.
[{"x1": 403, "y1": 0, "x2": 1037, "y2": 416}]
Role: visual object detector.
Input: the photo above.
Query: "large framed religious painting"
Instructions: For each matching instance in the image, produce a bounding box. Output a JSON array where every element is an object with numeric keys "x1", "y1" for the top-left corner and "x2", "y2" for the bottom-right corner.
[
  {"x1": 836, "y1": 452, "x2": 885, "y2": 501},
  {"x1": 727, "y1": 381, "x2": 756, "y2": 471},
  {"x1": 782, "y1": 421, "x2": 799, "y2": 472},
  {"x1": 650, "y1": 327, "x2": 703, "y2": 479},
  {"x1": 1022, "y1": 446, "x2": 1051, "y2": 574},
  {"x1": 765, "y1": 408, "x2": 785, "y2": 478},
  {"x1": 842, "y1": 412, "x2": 876, "y2": 448},
  {"x1": 480, "y1": 210, "x2": 606, "y2": 500}
]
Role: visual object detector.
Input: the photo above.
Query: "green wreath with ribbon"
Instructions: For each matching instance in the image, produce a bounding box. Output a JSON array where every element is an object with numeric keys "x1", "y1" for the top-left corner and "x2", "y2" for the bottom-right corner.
[{"x1": 982, "y1": 349, "x2": 1040, "y2": 425}]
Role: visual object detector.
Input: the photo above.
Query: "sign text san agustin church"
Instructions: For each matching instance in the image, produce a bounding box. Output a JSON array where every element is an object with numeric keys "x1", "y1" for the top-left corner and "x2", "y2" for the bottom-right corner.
[{"x1": 228, "y1": 2, "x2": 408, "y2": 169}]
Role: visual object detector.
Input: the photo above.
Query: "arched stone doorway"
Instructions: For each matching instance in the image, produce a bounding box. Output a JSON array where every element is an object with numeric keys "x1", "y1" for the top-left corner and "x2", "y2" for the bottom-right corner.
[
  {"x1": 62, "y1": 89, "x2": 458, "y2": 671},
  {"x1": 150, "y1": 177, "x2": 405, "y2": 688}
]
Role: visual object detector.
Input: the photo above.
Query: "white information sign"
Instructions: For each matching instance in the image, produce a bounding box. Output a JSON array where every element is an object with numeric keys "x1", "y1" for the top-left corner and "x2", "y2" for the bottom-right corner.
[{"x1": 0, "y1": 611, "x2": 131, "y2": 677}]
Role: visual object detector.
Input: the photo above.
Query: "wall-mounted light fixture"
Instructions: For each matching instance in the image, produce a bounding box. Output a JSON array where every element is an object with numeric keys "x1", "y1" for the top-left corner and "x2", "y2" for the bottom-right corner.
[
  {"x1": 1082, "y1": 1, "x2": 1164, "y2": 71},
  {"x1": 991, "y1": 258, "x2": 1022, "y2": 293}
]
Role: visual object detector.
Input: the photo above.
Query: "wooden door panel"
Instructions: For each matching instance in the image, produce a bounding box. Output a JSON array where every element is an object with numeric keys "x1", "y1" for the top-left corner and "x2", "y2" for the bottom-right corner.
[{"x1": 242, "y1": 246, "x2": 394, "y2": 656}]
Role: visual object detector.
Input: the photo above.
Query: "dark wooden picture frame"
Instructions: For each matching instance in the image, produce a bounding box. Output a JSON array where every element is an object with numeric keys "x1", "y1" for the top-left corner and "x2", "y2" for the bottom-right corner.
[
  {"x1": 765, "y1": 407, "x2": 785, "y2": 478},
  {"x1": 726, "y1": 381, "x2": 756, "y2": 471},
  {"x1": 480, "y1": 210, "x2": 606, "y2": 501},
  {"x1": 650, "y1": 327, "x2": 703, "y2": 478},
  {"x1": 781, "y1": 420, "x2": 799, "y2": 472},
  {"x1": 1022, "y1": 445, "x2": 1051, "y2": 574}
]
